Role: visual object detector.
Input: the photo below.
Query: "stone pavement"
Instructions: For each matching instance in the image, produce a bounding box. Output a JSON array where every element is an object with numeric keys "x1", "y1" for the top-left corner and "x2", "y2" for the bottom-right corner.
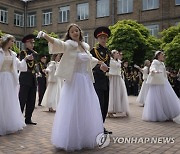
[{"x1": 0, "y1": 96, "x2": 180, "y2": 154}]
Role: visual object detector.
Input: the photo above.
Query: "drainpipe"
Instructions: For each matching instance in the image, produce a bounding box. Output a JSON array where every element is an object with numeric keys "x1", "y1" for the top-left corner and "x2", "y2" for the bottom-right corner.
[{"x1": 112, "y1": 0, "x2": 115, "y2": 25}]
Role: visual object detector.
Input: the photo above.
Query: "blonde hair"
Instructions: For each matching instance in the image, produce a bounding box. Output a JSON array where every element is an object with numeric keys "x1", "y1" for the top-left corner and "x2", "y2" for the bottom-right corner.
[
  {"x1": 0, "y1": 34, "x2": 15, "y2": 48},
  {"x1": 144, "y1": 60, "x2": 150, "y2": 66}
]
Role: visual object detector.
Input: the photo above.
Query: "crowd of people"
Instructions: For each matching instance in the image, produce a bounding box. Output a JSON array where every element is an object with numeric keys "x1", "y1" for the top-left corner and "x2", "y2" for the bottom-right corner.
[{"x1": 0, "y1": 23, "x2": 180, "y2": 152}]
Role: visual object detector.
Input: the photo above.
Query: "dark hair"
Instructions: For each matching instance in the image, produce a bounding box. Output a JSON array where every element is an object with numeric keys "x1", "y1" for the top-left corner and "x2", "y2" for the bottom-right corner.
[
  {"x1": 51, "y1": 54, "x2": 58, "y2": 61},
  {"x1": 64, "y1": 23, "x2": 83, "y2": 42},
  {"x1": 51, "y1": 53, "x2": 63, "y2": 61}
]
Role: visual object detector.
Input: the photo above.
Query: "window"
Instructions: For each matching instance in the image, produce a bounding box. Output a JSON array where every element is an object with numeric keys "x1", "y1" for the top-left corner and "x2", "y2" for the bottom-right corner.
[
  {"x1": 176, "y1": 0, "x2": 180, "y2": 5},
  {"x1": 16, "y1": 40, "x2": 23, "y2": 51},
  {"x1": 59, "y1": 6, "x2": 70, "y2": 23},
  {"x1": 77, "y1": 3, "x2": 89, "y2": 20},
  {"x1": 117, "y1": 0, "x2": 133, "y2": 14},
  {"x1": 0, "y1": 8, "x2": 8, "y2": 23},
  {"x1": 143, "y1": 0, "x2": 159, "y2": 10},
  {"x1": 83, "y1": 32, "x2": 89, "y2": 43},
  {"x1": 14, "y1": 12, "x2": 24, "y2": 27},
  {"x1": 27, "y1": 12, "x2": 36, "y2": 27},
  {"x1": 97, "y1": 0, "x2": 109, "y2": 17},
  {"x1": 145, "y1": 25, "x2": 159, "y2": 37},
  {"x1": 43, "y1": 9, "x2": 52, "y2": 25}
]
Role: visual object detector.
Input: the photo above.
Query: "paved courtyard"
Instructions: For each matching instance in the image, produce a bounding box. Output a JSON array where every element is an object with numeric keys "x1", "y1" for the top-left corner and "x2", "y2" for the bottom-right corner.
[{"x1": 0, "y1": 96, "x2": 180, "y2": 154}]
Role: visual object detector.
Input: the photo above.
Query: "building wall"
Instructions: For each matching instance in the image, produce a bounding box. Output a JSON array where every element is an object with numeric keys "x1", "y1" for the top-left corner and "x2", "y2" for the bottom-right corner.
[{"x1": 1, "y1": 0, "x2": 180, "y2": 48}]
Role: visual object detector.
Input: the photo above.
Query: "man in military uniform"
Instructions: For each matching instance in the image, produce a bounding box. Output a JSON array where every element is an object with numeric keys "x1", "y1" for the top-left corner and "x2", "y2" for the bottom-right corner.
[
  {"x1": 36, "y1": 54, "x2": 47, "y2": 106},
  {"x1": 90, "y1": 26, "x2": 112, "y2": 134},
  {"x1": 19, "y1": 34, "x2": 38, "y2": 125}
]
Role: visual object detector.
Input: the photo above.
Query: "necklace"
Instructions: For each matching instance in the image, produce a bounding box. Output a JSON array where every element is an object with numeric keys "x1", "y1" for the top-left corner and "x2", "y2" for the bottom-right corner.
[{"x1": 94, "y1": 47, "x2": 109, "y2": 62}]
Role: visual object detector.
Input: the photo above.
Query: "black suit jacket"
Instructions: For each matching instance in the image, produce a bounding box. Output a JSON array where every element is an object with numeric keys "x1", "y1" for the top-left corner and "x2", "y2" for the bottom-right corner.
[
  {"x1": 19, "y1": 49, "x2": 38, "y2": 87},
  {"x1": 90, "y1": 44, "x2": 110, "y2": 90}
]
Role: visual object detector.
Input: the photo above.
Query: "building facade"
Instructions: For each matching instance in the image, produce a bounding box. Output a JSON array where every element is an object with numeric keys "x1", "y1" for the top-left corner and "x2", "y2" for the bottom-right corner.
[{"x1": 1, "y1": 0, "x2": 180, "y2": 49}]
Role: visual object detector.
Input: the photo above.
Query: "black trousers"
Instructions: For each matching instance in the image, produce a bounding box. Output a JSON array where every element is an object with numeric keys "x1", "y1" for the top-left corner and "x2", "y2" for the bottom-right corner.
[
  {"x1": 94, "y1": 88, "x2": 109, "y2": 123},
  {"x1": 37, "y1": 77, "x2": 46, "y2": 105},
  {"x1": 19, "y1": 85, "x2": 36, "y2": 121}
]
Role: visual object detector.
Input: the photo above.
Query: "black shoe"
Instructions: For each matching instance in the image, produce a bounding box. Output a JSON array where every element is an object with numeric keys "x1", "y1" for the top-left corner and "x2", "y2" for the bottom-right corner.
[
  {"x1": 104, "y1": 128, "x2": 112, "y2": 134},
  {"x1": 38, "y1": 104, "x2": 42, "y2": 106},
  {"x1": 25, "y1": 120, "x2": 37, "y2": 125}
]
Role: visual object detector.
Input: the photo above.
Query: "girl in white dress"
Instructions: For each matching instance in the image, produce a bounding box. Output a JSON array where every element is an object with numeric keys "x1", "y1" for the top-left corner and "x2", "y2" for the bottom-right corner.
[
  {"x1": 136, "y1": 60, "x2": 151, "y2": 106},
  {"x1": 0, "y1": 34, "x2": 32, "y2": 135},
  {"x1": 108, "y1": 50, "x2": 129, "y2": 117},
  {"x1": 142, "y1": 51, "x2": 180, "y2": 123},
  {"x1": 37, "y1": 24, "x2": 108, "y2": 151},
  {"x1": 42, "y1": 54, "x2": 63, "y2": 112}
]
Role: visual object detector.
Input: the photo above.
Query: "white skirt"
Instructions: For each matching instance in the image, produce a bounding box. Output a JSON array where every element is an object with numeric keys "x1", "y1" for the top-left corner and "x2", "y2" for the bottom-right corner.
[
  {"x1": 0, "y1": 72, "x2": 26, "y2": 135},
  {"x1": 41, "y1": 82, "x2": 59, "y2": 110},
  {"x1": 51, "y1": 72, "x2": 104, "y2": 151},
  {"x1": 108, "y1": 75, "x2": 129, "y2": 114},
  {"x1": 142, "y1": 79, "x2": 180, "y2": 122},
  {"x1": 136, "y1": 80, "x2": 149, "y2": 105}
]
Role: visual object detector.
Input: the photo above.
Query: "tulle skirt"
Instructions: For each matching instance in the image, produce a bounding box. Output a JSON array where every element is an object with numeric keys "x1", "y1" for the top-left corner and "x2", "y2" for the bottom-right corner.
[
  {"x1": 51, "y1": 72, "x2": 104, "y2": 151},
  {"x1": 108, "y1": 75, "x2": 129, "y2": 114},
  {"x1": 136, "y1": 80, "x2": 149, "y2": 105},
  {"x1": 42, "y1": 82, "x2": 59, "y2": 110},
  {"x1": 142, "y1": 79, "x2": 180, "y2": 122},
  {"x1": 0, "y1": 72, "x2": 26, "y2": 135}
]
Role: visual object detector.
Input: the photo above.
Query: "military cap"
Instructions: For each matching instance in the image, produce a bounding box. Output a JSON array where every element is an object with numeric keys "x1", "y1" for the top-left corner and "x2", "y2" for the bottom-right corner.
[
  {"x1": 94, "y1": 26, "x2": 111, "y2": 39},
  {"x1": 22, "y1": 34, "x2": 35, "y2": 43}
]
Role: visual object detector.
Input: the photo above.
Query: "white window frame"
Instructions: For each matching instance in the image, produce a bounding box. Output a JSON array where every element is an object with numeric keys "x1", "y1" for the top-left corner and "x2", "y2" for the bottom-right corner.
[
  {"x1": 83, "y1": 32, "x2": 89, "y2": 43},
  {"x1": 143, "y1": 0, "x2": 159, "y2": 10},
  {"x1": 145, "y1": 24, "x2": 159, "y2": 37},
  {"x1": 15, "y1": 40, "x2": 23, "y2": 51},
  {"x1": 0, "y1": 8, "x2": 8, "y2": 24},
  {"x1": 77, "y1": 3, "x2": 89, "y2": 20},
  {"x1": 43, "y1": 10, "x2": 52, "y2": 25},
  {"x1": 27, "y1": 13, "x2": 36, "y2": 27},
  {"x1": 97, "y1": 0, "x2": 110, "y2": 17},
  {"x1": 175, "y1": 0, "x2": 180, "y2": 5},
  {"x1": 117, "y1": 0, "x2": 133, "y2": 14},
  {"x1": 14, "y1": 12, "x2": 24, "y2": 27},
  {"x1": 59, "y1": 6, "x2": 70, "y2": 23}
]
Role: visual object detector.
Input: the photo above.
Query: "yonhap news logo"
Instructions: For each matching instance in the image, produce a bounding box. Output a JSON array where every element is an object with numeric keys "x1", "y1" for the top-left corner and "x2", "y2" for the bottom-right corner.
[
  {"x1": 96, "y1": 134, "x2": 175, "y2": 148},
  {"x1": 112, "y1": 137, "x2": 175, "y2": 144},
  {"x1": 96, "y1": 133, "x2": 111, "y2": 148}
]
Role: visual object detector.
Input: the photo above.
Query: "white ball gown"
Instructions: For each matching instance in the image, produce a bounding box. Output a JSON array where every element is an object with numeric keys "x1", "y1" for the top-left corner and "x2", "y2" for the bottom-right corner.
[
  {"x1": 42, "y1": 61, "x2": 63, "y2": 110},
  {"x1": 0, "y1": 56, "x2": 26, "y2": 135},
  {"x1": 51, "y1": 53, "x2": 104, "y2": 151},
  {"x1": 108, "y1": 59, "x2": 129, "y2": 114},
  {"x1": 136, "y1": 66, "x2": 149, "y2": 105},
  {"x1": 142, "y1": 60, "x2": 180, "y2": 122}
]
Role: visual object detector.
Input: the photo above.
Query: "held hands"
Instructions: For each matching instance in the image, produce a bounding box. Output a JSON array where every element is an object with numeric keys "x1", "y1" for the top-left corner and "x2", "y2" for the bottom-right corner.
[
  {"x1": 100, "y1": 62, "x2": 108, "y2": 72},
  {"x1": 36, "y1": 31, "x2": 45, "y2": 39},
  {"x1": 25, "y1": 54, "x2": 34, "y2": 61},
  {"x1": 153, "y1": 70, "x2": 163, "y2": 73}
]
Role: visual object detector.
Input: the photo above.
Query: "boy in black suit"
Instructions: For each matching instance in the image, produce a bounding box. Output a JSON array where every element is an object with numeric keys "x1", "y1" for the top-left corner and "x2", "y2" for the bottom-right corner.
[{"x1": 19, "y1": 34, "x2": 38, "y2": 125}]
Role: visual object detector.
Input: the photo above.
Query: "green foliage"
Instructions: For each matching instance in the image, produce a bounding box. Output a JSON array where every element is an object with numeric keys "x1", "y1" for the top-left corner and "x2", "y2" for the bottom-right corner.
[
  {"x1": 163, "y1": 34, "x2": 180, "y2": 69},
  {"x1": 33, "y1": 30, "x2": 58, "y2": 56},
  {"x1": 107, "y1": 20, "x2": 161, "y2": 65},
  {"x1": 145, "y1": 35, "x2": 162, "y2": 60},
  {"x1": 0, "y1": 30, "x2": 5, "y2": 37},
  {"x1": 12, "y1": 44, "x2": 20, "y2": 53},
  {"x1": 160, "y1": 24, "x2": 180, "y2": 70}
]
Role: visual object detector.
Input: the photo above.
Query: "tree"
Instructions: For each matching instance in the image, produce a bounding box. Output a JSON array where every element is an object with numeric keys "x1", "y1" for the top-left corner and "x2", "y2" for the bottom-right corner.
[
  {"x1": 160, "y1": 25, "x2": 180, "y2": 70},
  {"x1": 33, "y1": 30, "x2": 58, "y2": 56},
  {"x1": 107, "y1": 20, "x2": 161, "y2": 65}
]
